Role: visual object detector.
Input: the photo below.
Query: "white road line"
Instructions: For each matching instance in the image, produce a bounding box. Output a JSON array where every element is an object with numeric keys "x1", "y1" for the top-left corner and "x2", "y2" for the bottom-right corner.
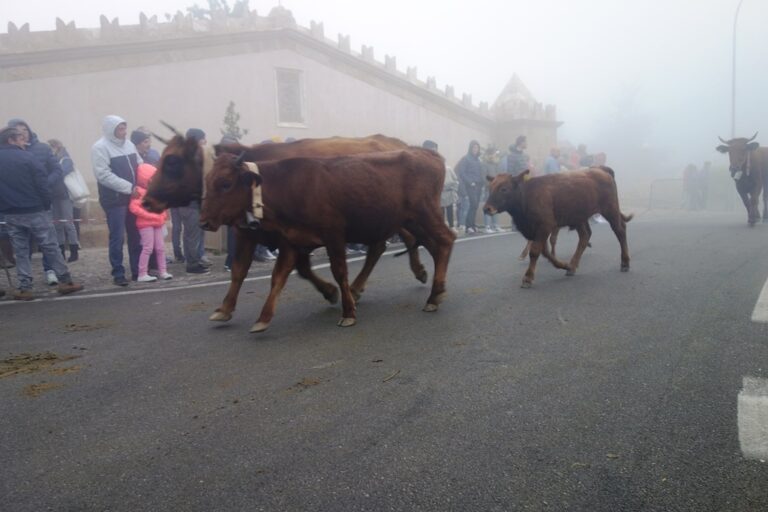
[
  {"x1": 738, "y1": 376, "x2": 768, "y2": 461},
  {"x1": 751, "y1": 277, "x2": 768, "y2": 323},
  {"x1": 0, "y1": 231, "x2": 513, "y2": 306}
]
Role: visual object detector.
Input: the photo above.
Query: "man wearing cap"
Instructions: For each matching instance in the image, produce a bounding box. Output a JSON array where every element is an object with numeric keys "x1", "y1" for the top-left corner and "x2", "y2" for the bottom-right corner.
[
  {"x1": 177, "y1": 128, "x2": 210, "y2": 274},
  {"x1": 0, "y1": 127, "x2": 84, "y2": 299},
  {"x1": 92, "y1": 115, "x2": 142, "y2": 286}
]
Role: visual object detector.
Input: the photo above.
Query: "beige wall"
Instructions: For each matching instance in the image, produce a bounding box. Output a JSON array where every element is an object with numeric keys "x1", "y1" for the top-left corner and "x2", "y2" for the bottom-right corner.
[{"x1": 0, "y1": 48, "x2": 491, "y2": 183}]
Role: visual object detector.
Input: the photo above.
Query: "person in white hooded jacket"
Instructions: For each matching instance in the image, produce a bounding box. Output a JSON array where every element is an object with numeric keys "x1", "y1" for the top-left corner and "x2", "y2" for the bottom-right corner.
[{"x1": 91, "y1": 115, "x2": 143, "y2": 286}]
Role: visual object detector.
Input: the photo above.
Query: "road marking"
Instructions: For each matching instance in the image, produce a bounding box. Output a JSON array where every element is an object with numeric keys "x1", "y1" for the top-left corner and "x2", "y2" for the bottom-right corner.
[
  {"x1": 0, "y1": 231, "x2": 513, "y2": 306},
  {"x1": 738, "y1": 376, "x2": 768, "y2": 461},
  {"x1": 751, "y1": 277, "x2": 768, "y2": 323}
]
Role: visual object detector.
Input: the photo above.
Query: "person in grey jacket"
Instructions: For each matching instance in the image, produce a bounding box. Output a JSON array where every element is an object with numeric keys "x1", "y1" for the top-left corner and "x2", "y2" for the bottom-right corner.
[
  {"x1": 507, "y1": 135, "x2": 530, "y2": 174},
  {"x1": 455, "y1": 140, "x2": 484, "y2": 234},
  {"x1": 91, "y1": 115, "x2": 142, "y2": 286}
]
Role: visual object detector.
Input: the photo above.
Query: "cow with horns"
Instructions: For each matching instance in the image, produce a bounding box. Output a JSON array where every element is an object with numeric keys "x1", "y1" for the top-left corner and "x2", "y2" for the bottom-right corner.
[
  {"x1": 716, "y1": 133, "x2": 768, "y2": 225},
  {"x1": 199, "y1": 148, "x2": 455, "y2": 332}
]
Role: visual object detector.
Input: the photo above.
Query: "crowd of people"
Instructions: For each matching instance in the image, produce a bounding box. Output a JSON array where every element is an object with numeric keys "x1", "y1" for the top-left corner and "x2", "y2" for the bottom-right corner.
[
  {"x1": 0, "y1": 115, "x2": 613, "y2": 300},
  {"x1": 682, "y1": 161, "x2": 711, "y2": 211},
  {"x1": 440, "y1": 135, "x2": 607, "y2": 234}
]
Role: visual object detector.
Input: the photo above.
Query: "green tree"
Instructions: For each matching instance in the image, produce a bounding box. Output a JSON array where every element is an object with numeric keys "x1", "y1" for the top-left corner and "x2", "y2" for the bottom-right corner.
[{"x1": 221, "y1": 100, "x2": 249, "y2": 141}]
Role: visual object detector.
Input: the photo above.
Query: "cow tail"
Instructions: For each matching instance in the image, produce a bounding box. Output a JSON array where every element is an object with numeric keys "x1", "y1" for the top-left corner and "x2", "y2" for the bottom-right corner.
[{"x1": 622, "y1": 213, "x2": 634, "y2": 223}]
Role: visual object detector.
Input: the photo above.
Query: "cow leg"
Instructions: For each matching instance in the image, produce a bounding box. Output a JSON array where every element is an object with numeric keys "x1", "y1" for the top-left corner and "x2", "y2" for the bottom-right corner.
[
  {"x1": 549, "y1": 228, "x2": 560, "y2": 258},
  {"x1": 349, "y1": 240, "x2": 387, "y2": 302},
  {"x1": 539, "y1": 231, "x2": 570, "y2": 272},
  {"x1": 519, "y1": 241, "x2": 531, "y2": 260},
  {"x1": 399, "y1": 229, "x2": 428, "y2": 283},
  {"x1": 295, "y1": 251, "x2": 339, "y2": 304},
  {"x1": 251, "y1": 246, "x2": 299, "y2": 333},
  {"x1": 564, "y1": 223, "x2": 591, "y2": 276},
  {"x1": 749, "y1": 192, "x2": 760, "y2": 226},
  {"x1": 522, "y1": 237, "x2": 543, "y2": 288},
  {"x1": 326, "y1": 242, "x2": 357, "y2": 327},
  {"x1": 738, "y1": 190, "x2": 756, "y2": 225},
  {"x1": 210, "y1": 229, "x2": 256, "y2": 322},
  {"x1": 418, "y1": 223, "x2": 455, "y2": 312},
  {"x1": 604, "y1": 212, "x2": 630, "y2": 271}
]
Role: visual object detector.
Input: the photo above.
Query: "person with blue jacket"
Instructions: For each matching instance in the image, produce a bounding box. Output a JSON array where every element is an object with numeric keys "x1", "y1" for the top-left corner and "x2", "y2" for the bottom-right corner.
[
  {"x1": 91, "y1": 115, "x2": 142, "y2": 286},
  {"x1": 0, "y1": 127, "x2": 83, "y2": 300},
  {"x1": 6, "y1": 118, "x2": 66, "y2": 285}
]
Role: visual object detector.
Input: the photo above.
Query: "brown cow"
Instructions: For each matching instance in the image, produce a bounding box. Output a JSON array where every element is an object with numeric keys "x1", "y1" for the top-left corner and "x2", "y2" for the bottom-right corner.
[
  {"x1": 143, "y1": 133, "x2": 429, "y2": 302},
  {"x1": 483, "y1": 167, "x2": 632, "y2": 288},
  {"x1": 716, "y1": 133, "x2": 768, "y2": 225},
  {"x1": 200, "y1": 149, "x2": 455, "y2": 332}
]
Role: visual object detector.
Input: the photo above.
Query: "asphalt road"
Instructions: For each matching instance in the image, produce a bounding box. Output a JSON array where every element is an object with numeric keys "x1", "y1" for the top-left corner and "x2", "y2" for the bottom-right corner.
[{"x1": 2, "y1": 211, "x2": 768, "y2": 511}]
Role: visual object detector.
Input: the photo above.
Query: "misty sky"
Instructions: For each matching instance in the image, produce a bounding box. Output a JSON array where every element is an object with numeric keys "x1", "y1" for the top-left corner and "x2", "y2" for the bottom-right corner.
[{"x1": 3, "y1": 0, "x2": 767, "y2": 169}]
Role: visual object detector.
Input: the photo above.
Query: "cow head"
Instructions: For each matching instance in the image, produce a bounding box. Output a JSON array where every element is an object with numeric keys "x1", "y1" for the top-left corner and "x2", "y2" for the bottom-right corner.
[
  {"x1": 716, "y1": 132, "x2": 760, "y2": 180},
  {"x1": 199, "y1": 152, "x2": 262, "y2": 231},
  {"x1": 483, "y1": 170, "x2": 530, "y2": 215},
  {"x1": 143, "y1": 128, "x2": 205, "y2": 212}
]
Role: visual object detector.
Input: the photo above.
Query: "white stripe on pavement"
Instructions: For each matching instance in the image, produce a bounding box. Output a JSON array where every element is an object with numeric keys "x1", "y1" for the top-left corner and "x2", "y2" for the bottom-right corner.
[
  {"x1": 0, "y1": 231, "x2": 513, "y2": 306},
  {"x1": 738, "y1": 376, "x2": 768, "y2": 461},
  {"x1": 751, "y1": 277, "x2": 768, "y2": 323}
]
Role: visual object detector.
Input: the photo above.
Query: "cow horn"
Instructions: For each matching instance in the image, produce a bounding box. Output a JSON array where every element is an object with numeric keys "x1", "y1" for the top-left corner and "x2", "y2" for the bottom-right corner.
[
  {"x1": 159, "y1": 120, "x2": 183, "y2": 137},
  {"x1": 151, "y1": 132, "x2": 170, "y2": 145},
  {"x1": 234, "y1": 151, "x2": 246, "y2": 166},
  {"x1": 718, "y1": 136, "x2": 729, "y2": 144},
  {"x1": 747, "y1": 132, "x2": 759, "y2": 142}
]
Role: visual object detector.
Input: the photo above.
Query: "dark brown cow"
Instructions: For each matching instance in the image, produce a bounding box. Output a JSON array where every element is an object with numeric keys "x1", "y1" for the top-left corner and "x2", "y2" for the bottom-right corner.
[
  {"x1": 143, "y1": 133, "x2": 429, "y2": 305},
  {"x1": 716, "y1": 133, "x2": 768, "y2": 225},
  {"x1": 483, "y1": 167, "x2": 632, "y2": 288},
  {"x1": 200, "y1": 149, "x2": 455, "y2": 332}
]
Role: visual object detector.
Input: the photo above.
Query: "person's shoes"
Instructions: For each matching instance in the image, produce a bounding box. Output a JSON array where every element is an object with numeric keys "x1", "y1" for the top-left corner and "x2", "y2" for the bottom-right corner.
[
  {"x1": 186, "y1": 264, "x2": 210, "y2": 274},
  {"x1": 199, "y1": 260, "x2": 213, "y2": 268},
  {"x1": 137, "y1": 274, "x2": 158, "y2": 283},
  {"x1": 483, "y1": 227, "x2": 493, "y2": 234},
  {"x1": 160, "y1": 272, "x2": 173, "y2": 280},
  {"x1": 113, "y1": 276, "x2": 129, "y2": 287},
  {"x1": 57, "y1": 282, "x2": 84, "y2": 295},
  {"x1": 223, "y1": 265, "x2": 231, "y2": 272},
  {"x1": 165, "y1": 257, "x2": 174, "y2": 265},
  {"x1": 67, "y1": 244, "x2": 79, "y2": 262},
  {"x1": 46, "y1": 270, "x2": 59, "y2": 286},
  {"x1": 59, "y1": 244, "x2": 66, "y2": 260},
  {"x1": 493, "y1": 226, "x2": 503, "y2": 232},
  {"x1": 264, "y1": 250, "x2": 277, "y2": 261},
  {"x1": 0, "y1": 289, "x2": 4, "y2": 298},
  {"x1": 13, "y1": 289, "x2": 34, "y2": 301},
  {"x1": 174, "y1": 255, "x2": 186, "y2": 263}
]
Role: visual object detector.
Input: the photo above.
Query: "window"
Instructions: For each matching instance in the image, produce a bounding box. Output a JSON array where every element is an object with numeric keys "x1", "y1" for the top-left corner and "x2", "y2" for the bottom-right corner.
[{"x1": 275, "y1": 68, "x2": 306, "y2": 127}]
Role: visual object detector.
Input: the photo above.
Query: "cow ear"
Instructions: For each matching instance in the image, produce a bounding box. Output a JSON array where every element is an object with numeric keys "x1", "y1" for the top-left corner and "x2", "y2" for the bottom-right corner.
[
  {"x1": 747, "y1": 142, "x2": 760, "y2": 151},
  {"x1": 716, "y1": 145, "x2": 729, "y2": 153},
  {"x1": 486, "y1": 175, "x2": 494, "y2": 183},
  {"x1": 520, "y1": 169, "x2": 531, "y2": 179}
]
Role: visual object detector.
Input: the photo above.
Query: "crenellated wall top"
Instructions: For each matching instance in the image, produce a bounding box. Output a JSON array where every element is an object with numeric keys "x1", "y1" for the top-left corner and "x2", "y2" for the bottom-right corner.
[{"x1": 1, "y1": 5, "x2": 557, "y2": 123}]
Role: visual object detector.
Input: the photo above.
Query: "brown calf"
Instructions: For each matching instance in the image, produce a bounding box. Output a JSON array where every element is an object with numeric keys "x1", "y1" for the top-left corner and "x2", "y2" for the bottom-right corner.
[
  {"x1": 201, "y1": 148, "x2": 455, "y2": 332},
  {"x1": 484, "y1": 167, "x2": 632, "y2": 287}
]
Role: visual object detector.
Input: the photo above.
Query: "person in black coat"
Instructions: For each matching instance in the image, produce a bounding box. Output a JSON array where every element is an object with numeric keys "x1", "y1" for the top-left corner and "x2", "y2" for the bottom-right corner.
[{"x1": 455, "y1": 140, "x2": 484, "y2": 234}]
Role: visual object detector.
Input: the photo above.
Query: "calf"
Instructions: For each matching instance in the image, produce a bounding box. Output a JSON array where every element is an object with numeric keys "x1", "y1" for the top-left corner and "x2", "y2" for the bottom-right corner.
[
  {"x1": 483, "y1": 167, "x2": 632, "y2": 287},
  {"x1": 201, "y1": 149, "x2": 455, "y2": 332}
]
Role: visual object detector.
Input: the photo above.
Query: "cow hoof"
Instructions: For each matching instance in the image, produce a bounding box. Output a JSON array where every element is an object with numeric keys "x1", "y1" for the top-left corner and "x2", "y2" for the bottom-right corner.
[
  {"x1": 521, "y1": 281, "x2": 532, "y2": 289},
  {"x1": 351, "y1": 289, "x2": 362, "y2": 303},
  {"x1": 209, "y1": 311, "x2": 232, "y2": 322},
  {"x1": 422, "y1": 303, "x2": 438, "y2": 312},
  {"x1": 324, "y1": 288, "x2": 339, "y2": 305},
  {"x1": 621, "y1": 265, "x2": 630, "y2": 272},
  {"x1": 337, "y1": 317, "x2": 356, "y2": 327},
  {"x1": 250, "y1": 321, "x2": 270, "y2": 333},
  {"x1": 415, "y1": 269, "x2": 428, "y2": 284},
  {"x1": 565, "y1": 269, "x2": 575, "y2": 277}
]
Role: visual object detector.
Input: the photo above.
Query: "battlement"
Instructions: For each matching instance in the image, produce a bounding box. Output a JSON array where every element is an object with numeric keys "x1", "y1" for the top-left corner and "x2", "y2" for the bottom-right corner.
[{"x1": 1, "y1": 5, "x2": 556, "y2": 123}]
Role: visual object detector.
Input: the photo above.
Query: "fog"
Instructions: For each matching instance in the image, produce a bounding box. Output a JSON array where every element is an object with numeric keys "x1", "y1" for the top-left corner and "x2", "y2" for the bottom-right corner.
[{"x1": 3, "y1": 0, "x2": 768, "y2": 176}]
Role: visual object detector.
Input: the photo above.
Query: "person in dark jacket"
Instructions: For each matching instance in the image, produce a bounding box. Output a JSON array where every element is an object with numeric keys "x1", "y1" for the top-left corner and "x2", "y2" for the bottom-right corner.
[
  {"x1": 91, "y1": 115, "x2": 142, "y2": 286},
  {"x1": 455, "y1": 140, "x2": 484, "y2": 234},
  {"x1": 0, "y1": 127, "x2": 83, "y2": 300},
  {"x1": 507, "y1": 135, "x2": 529, "y2": 174},
  {"x1": 7, "y1": 118, "x2": 66, "y2": 285}
]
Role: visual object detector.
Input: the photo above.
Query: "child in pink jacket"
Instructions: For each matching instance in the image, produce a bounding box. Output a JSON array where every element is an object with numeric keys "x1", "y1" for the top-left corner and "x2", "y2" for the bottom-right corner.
[{"x1": 129, "y1": 164, "x2": 172, "y2": 282}]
